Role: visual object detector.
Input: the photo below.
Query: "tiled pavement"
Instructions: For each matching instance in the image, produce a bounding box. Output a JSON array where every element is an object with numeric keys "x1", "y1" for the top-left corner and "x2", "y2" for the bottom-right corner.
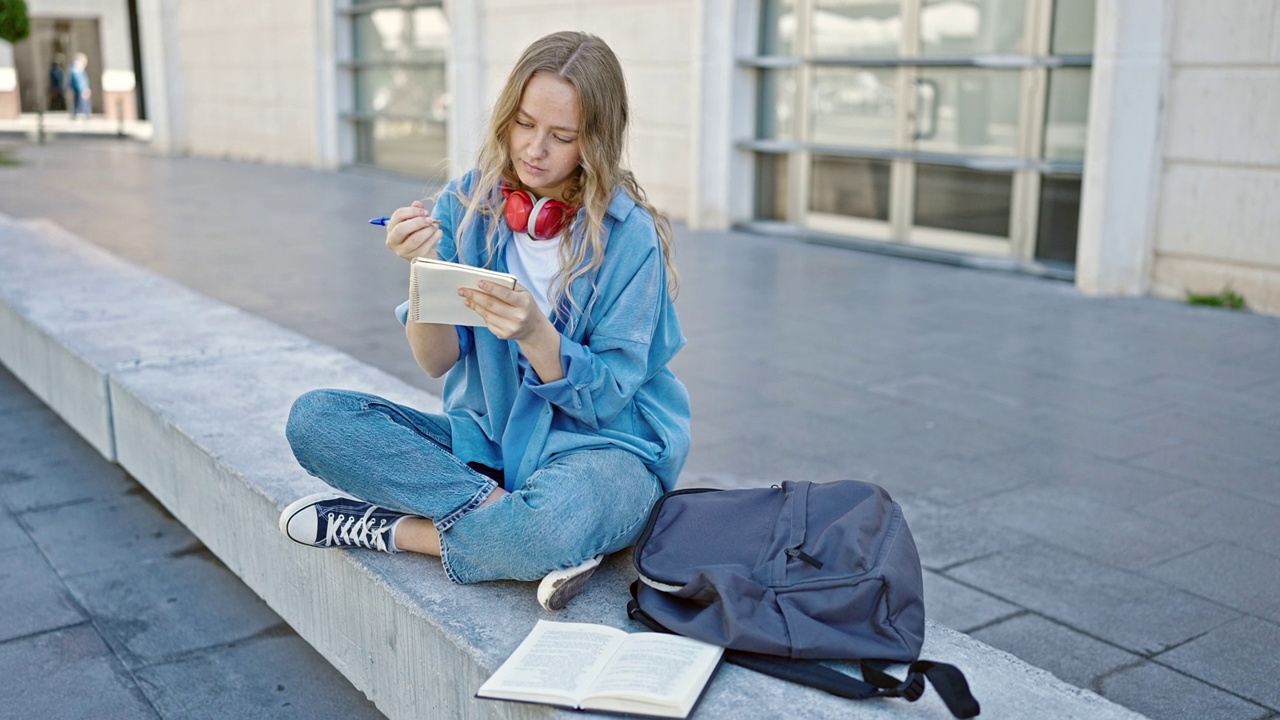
[
  {"x1": 0, "y1": 364, "x2": 383, "y2": 718},
  {"x1": 2, "y1": 138, "x2": 1279, "y2": 719}
]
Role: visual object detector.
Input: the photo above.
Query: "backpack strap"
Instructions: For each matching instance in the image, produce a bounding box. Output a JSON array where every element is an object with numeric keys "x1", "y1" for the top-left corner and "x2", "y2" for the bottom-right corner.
[
  {"x1": 722, "y1": 654, "x2": 978, "y2": 717},
  {"x1": 864, "y1": 659, "x2": 981, "y2": 719},
  {"x1": 725, "y1": 652, "x2": 920, "y2": 701},
  {"x1": 627, "y1": 582, "x2": 980, "y2": 718}
]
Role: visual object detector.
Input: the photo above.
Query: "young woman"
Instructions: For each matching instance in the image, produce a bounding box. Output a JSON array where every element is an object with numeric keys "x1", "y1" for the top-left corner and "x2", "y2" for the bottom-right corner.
[{"x1": 279, "y1": 31, "x2": 689, "y2": 611}]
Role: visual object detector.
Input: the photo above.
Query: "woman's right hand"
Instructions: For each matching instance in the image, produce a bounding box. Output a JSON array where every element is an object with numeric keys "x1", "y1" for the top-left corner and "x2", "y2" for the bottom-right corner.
[{"x1": 386, "y1": 200, "x2": 442, "y2": 262}]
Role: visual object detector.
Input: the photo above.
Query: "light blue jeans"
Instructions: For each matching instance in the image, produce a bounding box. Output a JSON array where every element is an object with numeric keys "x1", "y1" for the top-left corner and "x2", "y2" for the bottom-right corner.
[{"x1": 285, "y1": 389, "x2": 662, "y2": 584}]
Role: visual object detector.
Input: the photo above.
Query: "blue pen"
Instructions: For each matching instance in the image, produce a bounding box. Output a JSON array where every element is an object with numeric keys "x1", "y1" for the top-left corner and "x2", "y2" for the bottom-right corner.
[{"x1": 369, "y1": 216, "x2": 391, "y2": 226}]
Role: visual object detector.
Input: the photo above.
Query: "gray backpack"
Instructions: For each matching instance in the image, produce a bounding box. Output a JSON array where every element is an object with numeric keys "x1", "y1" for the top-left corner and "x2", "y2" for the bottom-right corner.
[{"x1": 628, "y1": 480, "x2": 980, "y2": 717}]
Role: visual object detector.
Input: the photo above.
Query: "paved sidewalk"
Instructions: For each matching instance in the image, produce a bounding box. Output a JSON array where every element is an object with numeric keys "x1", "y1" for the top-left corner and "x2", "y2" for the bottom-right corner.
[
  {"x1": 0, "y1": 363, "x2": 384, "y2": 718},
  {"x1": 2, "y1": 138, "x2": 1279, "y2": 720}
]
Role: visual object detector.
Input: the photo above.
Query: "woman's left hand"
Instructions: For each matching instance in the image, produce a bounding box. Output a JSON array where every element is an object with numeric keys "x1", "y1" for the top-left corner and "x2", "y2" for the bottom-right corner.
[
  {"x1": 461, "y1": 281, "x2": 547, "y2": 342},
  {"x1": 462, "y1": 281, "x2": 565, "y2": 382}
]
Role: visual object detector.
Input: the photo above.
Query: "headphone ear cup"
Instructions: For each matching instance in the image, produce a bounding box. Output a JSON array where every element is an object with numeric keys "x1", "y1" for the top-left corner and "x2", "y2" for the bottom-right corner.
[
  {"x1": 531, "y1": 197, "x2": 573, "y2": 240},
  {"x1": 502, "y1": 185, "x2": 577, "y2": 240},
  {"x1": 504, "y1": 189, "x2": 535, "y2": 234}
]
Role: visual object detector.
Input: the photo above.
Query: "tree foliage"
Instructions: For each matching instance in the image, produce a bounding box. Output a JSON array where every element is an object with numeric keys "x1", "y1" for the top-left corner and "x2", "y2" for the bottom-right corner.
[{"x1": 0, "y1": 0, "x2": 31, "y2": 45}]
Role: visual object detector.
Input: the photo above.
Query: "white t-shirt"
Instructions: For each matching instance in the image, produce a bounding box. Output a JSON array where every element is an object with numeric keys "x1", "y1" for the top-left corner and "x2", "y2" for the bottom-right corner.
[{"x1": 505, "y1": 231, "x2": 562, "y2": 317}]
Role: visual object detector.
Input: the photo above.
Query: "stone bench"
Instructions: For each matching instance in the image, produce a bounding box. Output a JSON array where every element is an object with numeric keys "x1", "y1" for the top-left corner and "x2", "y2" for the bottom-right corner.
[{"x1": 0, "y1": 214, "x2": 1145, "y2": 719}]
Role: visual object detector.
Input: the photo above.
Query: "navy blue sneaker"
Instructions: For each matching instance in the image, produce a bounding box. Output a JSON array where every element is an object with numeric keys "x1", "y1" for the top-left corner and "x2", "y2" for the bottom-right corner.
[{"x1": 279, "y1": 492, "x2": 408, "y2": 553}]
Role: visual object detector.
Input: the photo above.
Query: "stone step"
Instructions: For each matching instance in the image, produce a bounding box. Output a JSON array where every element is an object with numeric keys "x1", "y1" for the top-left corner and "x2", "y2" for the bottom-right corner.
[{"x1": 0, "y1": 214, "x2": 1146, "y2": 719}]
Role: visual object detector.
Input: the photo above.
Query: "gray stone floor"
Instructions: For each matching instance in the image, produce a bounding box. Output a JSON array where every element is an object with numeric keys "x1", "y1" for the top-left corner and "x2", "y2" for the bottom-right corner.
[
  {"x1": 2, "y1": 138, "x2": 1279, "y2": 719},
  {"x1": 0, "y1": 364, "x2": 384, "y2": 718}
]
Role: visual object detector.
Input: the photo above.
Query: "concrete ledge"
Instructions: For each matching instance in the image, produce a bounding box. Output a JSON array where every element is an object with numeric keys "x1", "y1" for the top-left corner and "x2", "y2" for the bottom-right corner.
[
  {"x1": 0, "y1": 217, "x2": 311, "y2": 458},
  {"x1": 0, "y1": 215, "x2": 1146, "y2": 719}
]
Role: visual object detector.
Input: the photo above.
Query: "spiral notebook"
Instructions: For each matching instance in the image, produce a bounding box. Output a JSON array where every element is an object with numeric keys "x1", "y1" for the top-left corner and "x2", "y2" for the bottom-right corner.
[{"x1": 407, "y1": 258, "x2": 518, "y2": 326}]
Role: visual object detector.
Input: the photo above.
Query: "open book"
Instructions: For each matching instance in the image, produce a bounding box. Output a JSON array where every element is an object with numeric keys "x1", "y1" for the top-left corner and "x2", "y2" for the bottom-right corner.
[
  {"x1": 408, "y1": 257, "x2": 518, "y2": 326},
  {"x1": 476, "y1": 620, "x2": 724, "y2": 719}
]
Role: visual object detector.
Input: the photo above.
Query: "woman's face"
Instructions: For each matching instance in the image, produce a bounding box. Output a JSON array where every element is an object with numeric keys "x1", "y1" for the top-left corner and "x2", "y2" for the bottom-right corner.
[{"x1": 508, "y1": 73, "x2": 582, "y2": 202}]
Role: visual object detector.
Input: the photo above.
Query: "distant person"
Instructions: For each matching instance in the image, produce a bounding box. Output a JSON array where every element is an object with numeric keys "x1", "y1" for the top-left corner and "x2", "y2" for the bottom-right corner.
[
  {"x1": 47, "y1": 54, "x2": 67, "y2": 112},
  {"x1": 68, "y1": 53, "x2": 91, "y2": 120},
  {"x1": 278, "y1": 31, "x2": 689, "y2": 612}
]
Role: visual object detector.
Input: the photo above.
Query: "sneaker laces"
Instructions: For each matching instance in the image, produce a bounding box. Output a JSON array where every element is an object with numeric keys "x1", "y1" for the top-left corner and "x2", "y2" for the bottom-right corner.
[{"x1": 324, "y1": 506, "x2": 395, "y2": 551}]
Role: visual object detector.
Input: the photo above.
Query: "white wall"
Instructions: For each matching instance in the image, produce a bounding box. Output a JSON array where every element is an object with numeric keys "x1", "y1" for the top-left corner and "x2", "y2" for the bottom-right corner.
[
  {"x1": 181, "y1": 0, "x2": 324, "y2": 164},
  {"x1": 1149, "y1": 0, "x2": 1280, "y2": 313},
  {"x1": 140, "y1": 0, "x2": 327, "y2": 165}
]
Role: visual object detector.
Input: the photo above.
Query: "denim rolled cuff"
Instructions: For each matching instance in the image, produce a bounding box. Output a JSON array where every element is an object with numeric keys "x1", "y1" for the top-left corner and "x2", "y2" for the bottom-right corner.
[
  {"x1": 431, "y1": 477, "x2": 500, "y2": 534},
  {"x1": 525, "y1": 334, "x2": 600, "y2": 428},
  {"x1": 438, "y1": 537, "x2": 465, "y2": 584},
  {"x1": 435, "y1": 477, "x2": 499, "y2": 585}
]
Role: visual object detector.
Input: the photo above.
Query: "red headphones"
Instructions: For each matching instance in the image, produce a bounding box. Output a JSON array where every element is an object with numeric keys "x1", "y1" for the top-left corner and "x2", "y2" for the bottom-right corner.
[{"x1": 502, "y1": 185, "x2": 577, "y2": 241}]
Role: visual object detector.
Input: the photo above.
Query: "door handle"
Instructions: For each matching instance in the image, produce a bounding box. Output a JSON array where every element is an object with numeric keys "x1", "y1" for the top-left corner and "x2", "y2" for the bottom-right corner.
[{"x1": 912, "y1": 78, "x2": 940, "y2": 141}]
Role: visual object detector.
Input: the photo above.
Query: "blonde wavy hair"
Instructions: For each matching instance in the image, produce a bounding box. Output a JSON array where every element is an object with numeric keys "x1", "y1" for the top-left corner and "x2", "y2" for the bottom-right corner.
[{"x1": 454, "y1": 31, "x2": 679, "y2": 323}]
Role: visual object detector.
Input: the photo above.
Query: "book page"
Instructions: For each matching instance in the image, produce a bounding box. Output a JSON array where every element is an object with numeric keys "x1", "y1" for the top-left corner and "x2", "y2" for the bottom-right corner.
[
  {"x1": 477, "y1": 621, "x2": 626, "y2": 703},
  {"x1": 585, "y1": 633, "x2": 723, "y2": 707}
]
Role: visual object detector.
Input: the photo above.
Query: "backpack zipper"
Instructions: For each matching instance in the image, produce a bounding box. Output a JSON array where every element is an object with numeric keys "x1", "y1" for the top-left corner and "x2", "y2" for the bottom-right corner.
[
  {"x1": 632, "y1": 487, "x2": 722, "y2": 588},
  {"x1": 786, "y1": 546, "x2": 824, "y2": 569}
]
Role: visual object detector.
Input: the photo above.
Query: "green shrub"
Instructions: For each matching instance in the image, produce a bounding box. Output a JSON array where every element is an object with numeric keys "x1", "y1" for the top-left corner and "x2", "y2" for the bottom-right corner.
[
  {"x1": 0, "y1": 0, "x2": 31, "y2": 44},
  {"x1": 1186, "y1": 289, "x2": 1247, "y2": 310}
]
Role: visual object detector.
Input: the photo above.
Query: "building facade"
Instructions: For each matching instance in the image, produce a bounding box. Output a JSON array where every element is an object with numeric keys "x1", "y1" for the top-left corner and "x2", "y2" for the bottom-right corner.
[
  {"x1": 3, "y1": 0, "x2": 1277, "y2": 314},
  {"x1": 0, "y1": 0, "x2": 140, "y2": 122}
]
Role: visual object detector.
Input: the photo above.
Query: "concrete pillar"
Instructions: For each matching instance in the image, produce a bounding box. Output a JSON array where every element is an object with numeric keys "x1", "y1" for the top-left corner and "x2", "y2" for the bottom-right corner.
[
  {"x1": 1074, "y1": 0, "x2": 1173, "y2": 297},
  {"x1": 688, "y1": 0, "x2": 756, "y2": 230},
  {"x1": 446, "y1": 0, "x2": 484, "y2": 178},
  {"x1": 313, "y1": 0, "x2": 340, "y2": 169},
  {"x1": 136, "y1": 0, "x2": 185, "y2": 154}
]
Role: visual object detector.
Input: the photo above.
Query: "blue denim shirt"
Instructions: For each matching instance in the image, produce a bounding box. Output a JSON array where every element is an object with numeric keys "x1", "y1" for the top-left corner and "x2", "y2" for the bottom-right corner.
[{"x1": 397, "y1": 169, "x2": 690, "y2": 492}]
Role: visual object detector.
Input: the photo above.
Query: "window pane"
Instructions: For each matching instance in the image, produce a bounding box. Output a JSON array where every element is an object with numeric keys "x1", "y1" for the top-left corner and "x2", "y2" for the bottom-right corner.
[
  {"x1": 1052, "y1": 0, "x2": 1096, "y2": 54},
  {"x1": 914, "y1": 68, "x2": 1020, "y2": 156},
  {"x1": 353, "y1": 65, "x2": 447, "y2": 117},
  {"x1": 757, "y1": 69, "x2": 798, "y2": 141},
  {"x1": 760, "y1": 0, "x2": 798, "y2": 55},
  {"x1": 809, "y1": 156, "x2": 891, "y2": 221},
  {"x1": 755, "y1": 153, "x2": 790, "y2": 221},
  {"x1": 915, "y1": 164, "x2": 1011, "y2": 237},
  {"x1": 921, "y1": 0, "x2": 1027, "y2": 56},
  {"x1": 353, "y1": 7, "x2": 449, "y2": 62},
  {"x1": 1043, "y1": 68, "x2": 1090, "y2": 161},
  {"x1": 810, "y1": 67, "x2": 897, "y2": 148},
  {"x1": 353, "y1": 117, "x2": 448, "y2": 177},
  {"x1": 811, "y1": 0, "x2": 901, "y2": 56},
  {"x1": 1036, "y1": 174, "x2": 1080, "y2": 265}
]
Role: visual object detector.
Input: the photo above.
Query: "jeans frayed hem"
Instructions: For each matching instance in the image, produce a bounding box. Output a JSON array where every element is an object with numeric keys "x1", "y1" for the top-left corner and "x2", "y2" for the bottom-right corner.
[
  {"x1": 433, "y1": 479, "x2": 498, "y2": 533},
  {"x1": 436, "y1": 479, "x2": 498, "y2": 585},
  {"x1": 438, "y1": 538, "x2": 464, "y2": 584}
]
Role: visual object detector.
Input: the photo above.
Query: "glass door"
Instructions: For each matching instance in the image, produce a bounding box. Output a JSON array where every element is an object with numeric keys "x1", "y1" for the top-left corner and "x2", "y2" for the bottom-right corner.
[
  {"x1": 904, "y1": 0, "x2": 1036, "y2": 255},
  {"x1": 339, "y1": 1, "x2": 450, "y2": 178},
  {"x1": 749, "y1": 0, "x2": 1093, "y2": 265},
  {"x1": 801, "y1": 0, "x2": 905, "y2": 243}
]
